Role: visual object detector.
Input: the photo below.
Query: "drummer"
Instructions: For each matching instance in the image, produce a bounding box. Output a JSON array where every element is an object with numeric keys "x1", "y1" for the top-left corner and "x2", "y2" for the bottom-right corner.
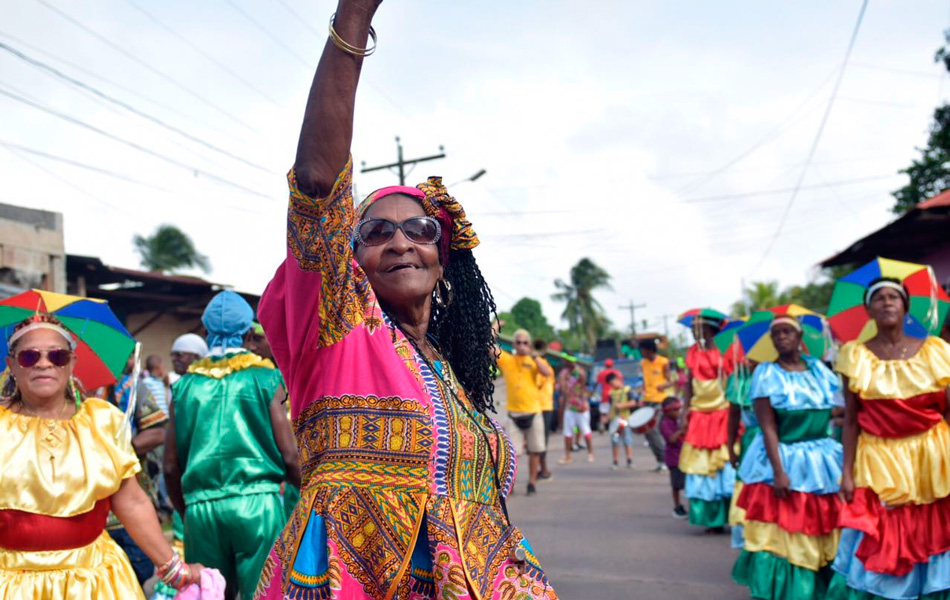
[{"x1": 606, "y1": 373, "x2": 639, "y2": 470}]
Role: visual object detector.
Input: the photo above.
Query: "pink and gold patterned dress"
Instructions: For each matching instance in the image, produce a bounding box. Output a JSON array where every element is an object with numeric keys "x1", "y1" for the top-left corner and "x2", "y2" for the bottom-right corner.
[{"x1": 254, "y1": 160, "x2": 557, "y2": 600}]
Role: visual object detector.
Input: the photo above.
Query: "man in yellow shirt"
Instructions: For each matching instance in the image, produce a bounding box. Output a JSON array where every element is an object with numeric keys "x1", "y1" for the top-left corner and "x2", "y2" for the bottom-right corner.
[
  {"x1": 639, "y1": 338, "x2": 671, "y2": 470},
  {"x1": 533, "y1": 339, "x2": 555, "y2": 482},
  {"x1": 496, "y1": 328, "x2": 552, "y2": 496}
]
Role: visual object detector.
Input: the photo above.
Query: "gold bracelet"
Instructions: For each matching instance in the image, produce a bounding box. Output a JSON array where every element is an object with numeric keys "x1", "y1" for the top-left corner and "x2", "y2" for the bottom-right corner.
[{"x1": 329, "y1": 14, "x2": 377, "y2": 57}]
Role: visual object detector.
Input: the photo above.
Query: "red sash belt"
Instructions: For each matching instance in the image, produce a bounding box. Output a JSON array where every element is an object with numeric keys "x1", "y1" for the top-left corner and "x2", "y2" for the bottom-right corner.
[
  {"x1": 0, "y1": 498, "x2": 110, "y2": 551},
  {"x1": 857, "y1": 392, "x2": 946, "y2": 438}
]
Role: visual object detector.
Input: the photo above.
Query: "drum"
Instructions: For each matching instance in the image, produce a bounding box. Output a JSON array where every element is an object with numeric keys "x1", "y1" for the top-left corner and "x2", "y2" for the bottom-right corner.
[
  {"x1": 608, "y1": 416, "x2": 627, "y2": 436},
  {"x1": 627, "y1": 406, "x2": 658, "y2": 434}
]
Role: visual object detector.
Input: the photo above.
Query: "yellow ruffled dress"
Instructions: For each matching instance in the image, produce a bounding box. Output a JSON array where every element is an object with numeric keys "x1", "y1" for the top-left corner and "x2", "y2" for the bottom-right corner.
[
  {"x1": 0, "y1": 397, "x2": 145, "y2": 600},
  {"x1": 829, "y1": 336, "x2": 950, "y2": 600}
]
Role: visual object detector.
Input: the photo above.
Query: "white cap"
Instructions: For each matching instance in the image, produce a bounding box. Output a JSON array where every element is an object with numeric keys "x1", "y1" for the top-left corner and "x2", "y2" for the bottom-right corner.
[{"x1": 171, "y1": 333, "x2": 209, "y2": 357}]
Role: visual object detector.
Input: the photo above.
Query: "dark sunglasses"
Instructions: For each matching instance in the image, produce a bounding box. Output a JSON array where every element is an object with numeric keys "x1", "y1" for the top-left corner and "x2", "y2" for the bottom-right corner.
[
  {"x1": 354, "y1": 217, "x2": 441, "y2": 247},
  {"x1": 16, "y1": 348, "x2": 73, "y2": 368}
]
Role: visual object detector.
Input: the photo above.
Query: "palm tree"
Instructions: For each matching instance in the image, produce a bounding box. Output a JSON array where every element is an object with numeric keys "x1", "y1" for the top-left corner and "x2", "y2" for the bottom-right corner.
[
  {"x1": 133, "y1": 224, "x2": 210, "y2": 274},
  {"x1": 552, "y1": 258, "x2": 612, "y2": 352},
  {"x1": 731, "y1": 280, "x2": 791, "y2": 316}
]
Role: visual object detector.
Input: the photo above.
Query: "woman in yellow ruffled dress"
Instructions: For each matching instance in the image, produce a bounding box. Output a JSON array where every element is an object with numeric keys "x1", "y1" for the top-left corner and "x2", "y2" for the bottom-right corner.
[
  {"x1": 830, "y1": 279, "x2": 950, "y2": 600},
  {"x1": 0, "y1": 314, "x2": 201, "y2": 600}
]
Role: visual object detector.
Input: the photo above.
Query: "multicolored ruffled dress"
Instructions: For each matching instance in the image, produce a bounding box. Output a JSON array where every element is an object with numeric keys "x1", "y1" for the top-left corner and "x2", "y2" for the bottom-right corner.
[
  {"x1": 0, "y1": 398, "x2": 145, "y2": 600},
  {"x1": 732, "y1": 355, "x2": 843, "y2": 599},
  {"x1": 828, "y1": 337, "x2": 950, "y2": 600},
  {"x1": 679, "y1": 345, "x2": 736, "y2": 528},
  {"x1": 726, "y1": 365, "x2": 758, "y2": 549},
  {"x1": 255, "y1": 160, "x2": 557, "y2": 600}
]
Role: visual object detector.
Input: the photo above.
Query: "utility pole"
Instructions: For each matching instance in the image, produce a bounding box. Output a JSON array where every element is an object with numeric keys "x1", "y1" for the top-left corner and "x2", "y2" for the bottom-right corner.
[
  {"x1": 361, "y1": 137, "x2": 446, "y2": 185},
  {"x1": 619, "y1": 300, "x2": 646, "y2": 335}
]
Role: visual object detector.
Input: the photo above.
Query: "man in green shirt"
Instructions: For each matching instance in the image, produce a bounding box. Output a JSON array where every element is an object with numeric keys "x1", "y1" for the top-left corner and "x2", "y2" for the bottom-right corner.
[{"x1": 164, "y1": 291, "x2": 300, "y2": 600}]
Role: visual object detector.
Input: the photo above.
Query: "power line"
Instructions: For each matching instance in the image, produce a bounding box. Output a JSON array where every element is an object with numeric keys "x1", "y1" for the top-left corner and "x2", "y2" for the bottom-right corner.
[
  {"x1": 123, "y1": 0, "x2": 281, "y2": 106},
  {"x1": 0, "y1": 30, "x2": 231, "y2": 137},
  {"x1": 0, "y1": 139, "x2": 173, "y2": 193},
  {"x1": 0, "y1": 86, "x2": 271, "y2": 199},
  {"x1": 273, "y1": 0, "x2": 324, "y2": 38},
  {"x1": 751, "y1": 0, "x2": 870, "y2": 274},
  {"x1": 221, "y1": 0, "x2": 312, "y2": 68},
  {"x1": 681, "y1": 173, "x2": 897, "y2": 204},
  {"x1": 33, "y1": 0, "x2": 259, "y2": 134},
  {"x1": 2, "y1": 145, "x2": 130, "y2": 214},
  {"x1": 0, "y1": 41, "x2": 272, "y2": 173}
]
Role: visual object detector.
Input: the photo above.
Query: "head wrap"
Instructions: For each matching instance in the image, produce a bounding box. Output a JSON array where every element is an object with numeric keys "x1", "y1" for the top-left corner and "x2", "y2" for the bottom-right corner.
[
  {"x1": 201, "y1": 291, "x2": 254, "y2": 351},
  {"x1": 171, "y1": 333, "x2": 209, "y2": 358},
  {"x1": 864, "y1": 279, "x2": 908, "y2": 307},
  {"x1": 8, "y1": 314, "x2": 76, "y2": 351},
  {"x1": 355, "y1": 177, "x2": 480, "y2": 265},
  {"x1": 769, "y1": 315, "x2": 803, "y2": 332},
  {"x1": 251, "y1": 321, "x2": 266, "y2": 336},
  {"x1": 605, "y1": 358, "x2": 614, "y2": 367}
]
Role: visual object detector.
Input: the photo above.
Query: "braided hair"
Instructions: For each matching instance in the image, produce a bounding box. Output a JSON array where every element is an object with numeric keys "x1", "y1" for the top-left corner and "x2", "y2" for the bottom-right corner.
[{"x1": 429, "y1": 249, "x2": 498, "y2": 414}]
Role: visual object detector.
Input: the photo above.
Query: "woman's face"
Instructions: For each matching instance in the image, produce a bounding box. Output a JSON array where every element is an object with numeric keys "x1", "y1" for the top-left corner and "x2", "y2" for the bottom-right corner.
[
  {"x1": 769, "y1": 322, "x2": 802, "y2": 357},
  {"x1": 5, "y1": 328, "x2": 75, "y2": 402},
  {"x1": 867, "y1": 287, "x2": 906, "y2": 328},
  {"x1": 693, "y1": 323, "x2": 717, "y2": 343},
  {"x1": 355, "y1": 194, "x2": 443, "y2": 311}
]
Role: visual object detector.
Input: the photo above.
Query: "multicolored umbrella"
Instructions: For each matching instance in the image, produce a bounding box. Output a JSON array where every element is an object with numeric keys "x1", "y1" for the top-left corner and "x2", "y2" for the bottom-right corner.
[
  {"x1": 0, "y1": 290, "x2": 135, "y2": 390},
  {"x1": 827, "y1": 257, "x2": 950, "y2": 343},
  {"x1": 713, "y1": 318, "x2": 747, "y2": 372},
  {"x1": 726, "y1": 304, "x2": 832, "y2": 363},
  {"x1": 677, "y1": 308, "x2": 729, "y2": 329}
]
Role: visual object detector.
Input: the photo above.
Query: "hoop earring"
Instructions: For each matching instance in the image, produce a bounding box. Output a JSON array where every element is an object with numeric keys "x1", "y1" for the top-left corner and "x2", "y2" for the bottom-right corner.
[{"x1": 433, "y1": 278, "x2": 453, "y2": 308}]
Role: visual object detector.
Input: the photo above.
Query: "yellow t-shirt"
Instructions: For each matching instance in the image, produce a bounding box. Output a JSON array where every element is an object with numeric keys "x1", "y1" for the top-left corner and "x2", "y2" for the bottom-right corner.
[
  {"x1": 641, "y1": 355, "x2": 670, "y2": 404},
  {"x1": 497, "y1": 350, "x2": 542, "y2": 413},
  {"x1": 536, "y1": 358, "x2": 555, "y2": 412}
]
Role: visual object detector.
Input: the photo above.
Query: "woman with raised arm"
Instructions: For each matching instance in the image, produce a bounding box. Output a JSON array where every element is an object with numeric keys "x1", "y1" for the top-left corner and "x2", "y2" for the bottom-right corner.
[
  {"x1": 828, "y1": 279, "x2": 950, "y2": 600},
  {"x1": 254, "y1": 2, "x2": 557, "y2": 599}
]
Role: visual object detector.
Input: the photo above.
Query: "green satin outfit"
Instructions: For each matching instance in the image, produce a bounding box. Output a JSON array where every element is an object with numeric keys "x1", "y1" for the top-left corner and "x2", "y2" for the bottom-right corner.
[{"x1": 172, "y1": 351, "x2": 288, "y2": 599}]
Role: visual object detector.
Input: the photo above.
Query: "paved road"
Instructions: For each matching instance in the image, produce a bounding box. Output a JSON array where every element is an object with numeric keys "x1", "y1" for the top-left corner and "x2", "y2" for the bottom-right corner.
[{"x1": 504, "y1": 430, "x2": 747, "y2": 600}]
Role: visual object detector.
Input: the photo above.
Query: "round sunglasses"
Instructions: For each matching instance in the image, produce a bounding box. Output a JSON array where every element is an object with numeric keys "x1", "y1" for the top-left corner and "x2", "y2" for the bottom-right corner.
[
  {"x1": 354, "y1": 216, "x2": 441, "y2": 247},
  {"x1": 16, "y1": 348, "x2": 73, "y2": 368}
]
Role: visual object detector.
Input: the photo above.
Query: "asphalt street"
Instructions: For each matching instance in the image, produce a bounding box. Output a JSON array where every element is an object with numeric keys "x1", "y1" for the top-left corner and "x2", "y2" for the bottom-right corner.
[{"x1": 505, "y1": 430, "x2": 747, "y2": 600}]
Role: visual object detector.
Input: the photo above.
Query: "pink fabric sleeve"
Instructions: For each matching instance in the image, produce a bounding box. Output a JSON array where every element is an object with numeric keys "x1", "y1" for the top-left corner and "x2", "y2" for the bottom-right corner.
[{"x1": 259, "y1": 159, "x2": 368, "y2": 399}]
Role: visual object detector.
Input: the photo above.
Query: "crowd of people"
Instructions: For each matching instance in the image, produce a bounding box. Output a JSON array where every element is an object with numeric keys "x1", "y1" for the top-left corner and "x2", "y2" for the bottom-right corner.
[{"x1": 2, "y1": 1, "x2": 949, "y2": 599}]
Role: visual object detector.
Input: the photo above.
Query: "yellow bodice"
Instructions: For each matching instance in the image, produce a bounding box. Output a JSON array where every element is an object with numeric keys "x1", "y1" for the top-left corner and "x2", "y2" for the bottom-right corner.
[{"x1": 0, "y1": 398, "x2": 140, "y2": 517}]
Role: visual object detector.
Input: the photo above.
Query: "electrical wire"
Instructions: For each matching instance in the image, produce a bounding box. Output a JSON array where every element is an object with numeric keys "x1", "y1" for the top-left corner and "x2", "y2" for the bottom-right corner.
[
  {"x1": 751, "y1": 0, "x2": 870, "y2": 274},
  {"x1": 0, "y1": 30, "x2": 232, "y2": 137},
  {"x1": 123, "y1": 0, "x2": 281, "y2": 106},
  {"x1": 0, "y1": 42, "x2": 273, "y2": 173},
  {"x1": 681, "y1": 173, "x2": 895, "y2": 204},
  {"x1": 0, "y1": 86, "x2": 271, "y2": 199},
  {"x1": 33, "y1": 0, "x2": 260, "y2": 134},
  {"x1": 2, "y1": 146, "x2": 130, "y2": 214},
  {"x1": 0, "y1": 139, "x2": 173, "y2": 193},
  {"x1": 221, "y1": 0, "x2": 312, "y2": 68}
]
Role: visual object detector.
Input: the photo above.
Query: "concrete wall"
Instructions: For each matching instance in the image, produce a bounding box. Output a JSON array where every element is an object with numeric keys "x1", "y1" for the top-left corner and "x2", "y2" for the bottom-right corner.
[
  {"x1": 125, "y1": 312, "x2": 203, "y2": 369},
  {"x1": 0, "y1": 203, "x2": 65, "y2": 293}
]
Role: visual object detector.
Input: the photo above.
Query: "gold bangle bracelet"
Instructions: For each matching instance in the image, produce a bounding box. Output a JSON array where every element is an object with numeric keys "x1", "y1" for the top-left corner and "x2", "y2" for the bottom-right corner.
[{"x1": 328, "y1": 14, "x2": 377, "y2": 57}]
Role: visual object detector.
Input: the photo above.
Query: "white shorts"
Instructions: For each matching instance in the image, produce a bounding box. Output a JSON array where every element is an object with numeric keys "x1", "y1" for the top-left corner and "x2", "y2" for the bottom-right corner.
[
  {"x1": 507, "y1": 412, "x2": 546, "y2": 454},
  {"x1": 562, "y1": 409, "x2": 592, "y2": 438}
]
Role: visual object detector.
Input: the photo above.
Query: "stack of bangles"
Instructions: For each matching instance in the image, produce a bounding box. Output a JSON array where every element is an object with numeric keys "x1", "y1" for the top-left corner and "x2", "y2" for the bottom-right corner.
[{"x1": 156, "y1": 552, "x2": 190, "y2": 590}]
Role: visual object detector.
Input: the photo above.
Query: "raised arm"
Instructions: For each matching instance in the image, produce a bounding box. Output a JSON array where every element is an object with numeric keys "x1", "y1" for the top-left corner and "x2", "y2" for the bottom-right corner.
[{"x1": 295, "y1": 0, "x2": 381, "y2": 196}]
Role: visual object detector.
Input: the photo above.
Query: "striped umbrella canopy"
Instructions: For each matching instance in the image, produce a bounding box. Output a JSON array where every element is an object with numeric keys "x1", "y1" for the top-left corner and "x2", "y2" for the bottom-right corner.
[
  {"x1": 728, "y1": 304, "x2": 832, "y2": 363},
  {"x1": 0, "y1": 290, "x2": 135, "y2": 390},
  {"x1": 827, "y1": 257, "x2": 950, "y2": 343},
  {"x1": 677, "y1": 307, "x2": 729, "y2": 329}
]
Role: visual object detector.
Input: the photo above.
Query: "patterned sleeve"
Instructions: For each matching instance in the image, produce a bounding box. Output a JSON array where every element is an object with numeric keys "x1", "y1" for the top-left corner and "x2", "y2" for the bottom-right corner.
[
  {"x1": 258, "y1": 158, "x2": 371, "y2": 392},
  {"x1": 135, "y1": 381, "x2": 168, "y2": 431}
]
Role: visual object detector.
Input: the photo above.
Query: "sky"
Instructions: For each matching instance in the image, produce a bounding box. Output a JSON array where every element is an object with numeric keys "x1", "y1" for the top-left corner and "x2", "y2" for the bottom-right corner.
[{"x1": 2, "y1": 0, "x2": 949, "y2": 341}]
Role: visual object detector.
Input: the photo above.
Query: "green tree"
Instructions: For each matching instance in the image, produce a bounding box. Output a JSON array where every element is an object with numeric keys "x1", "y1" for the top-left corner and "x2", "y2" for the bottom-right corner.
[
  {"x1": 509, "y1": 297, "x2": 557, "y2": 342},
  {"x1": 133, "y1": 224, "x2": 210, "y2": 274},
  {"x1": 730, "y1": 281, "x2": 789, "y2": 317},
  {"x1": 551, "y1": 258, "x2": 612, "y2": 352},
  {"x1": 782, "y1": 266, "x2": 850, "y2": 314},
  {"x1": 891, "y1": 31, "x2": 950, "y2": 214}
]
